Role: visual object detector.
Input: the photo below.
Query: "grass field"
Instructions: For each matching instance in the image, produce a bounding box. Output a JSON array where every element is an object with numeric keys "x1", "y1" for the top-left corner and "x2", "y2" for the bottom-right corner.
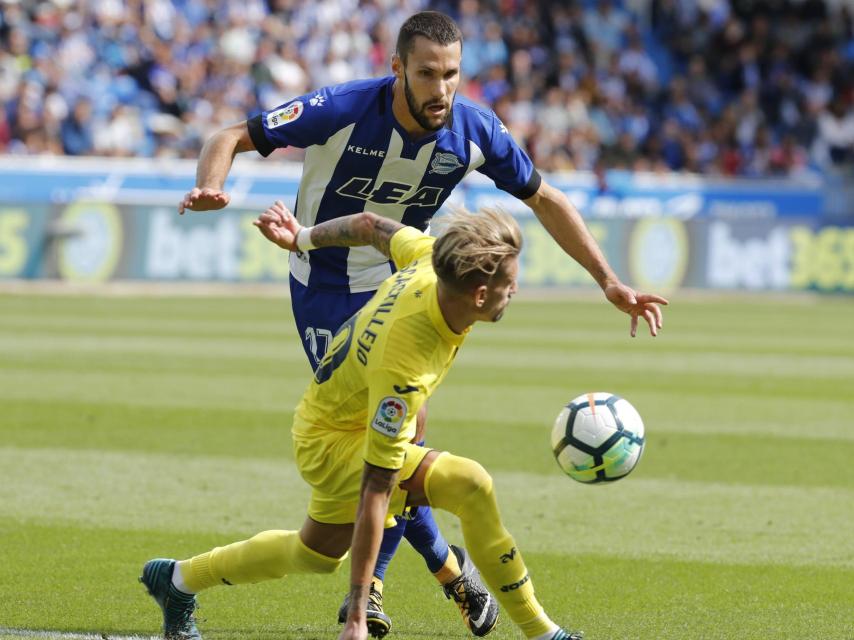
[{"x1": 1, "y1": 290, "x2": 853, "y2": 640}]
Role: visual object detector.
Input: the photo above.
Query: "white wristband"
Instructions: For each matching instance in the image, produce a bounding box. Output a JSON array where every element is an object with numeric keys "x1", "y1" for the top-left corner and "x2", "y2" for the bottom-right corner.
[{"x1": 296, "y1": 226, "x2": 316, "y2": 252}]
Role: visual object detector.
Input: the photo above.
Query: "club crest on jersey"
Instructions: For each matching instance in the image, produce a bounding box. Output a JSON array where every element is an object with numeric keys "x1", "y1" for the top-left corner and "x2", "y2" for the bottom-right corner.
[
  {"x1": 371, "y1": 397, "x2": 407, "y2": 437},
  {"x1": 429, "y1": 152, "x2": 463, "y2": 175},
  {"x1": 266, "y1": 101, "x2": 303, "y2": 128}
]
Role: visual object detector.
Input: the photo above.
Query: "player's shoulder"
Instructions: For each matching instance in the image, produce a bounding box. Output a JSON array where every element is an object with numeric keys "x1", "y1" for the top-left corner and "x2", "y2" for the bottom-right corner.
[
  {"x1": 302, "y1": 76, "x2": 393, "y2": 124},
  {"x1": 323, "y1": 76, "x2": 394, "y2": 102},
  {"x1": 448, "y1": 94, "x2": 501, "y2": 142},
  {"x1": 390, "y1": 226, "x2": 435, "y2": 264}
]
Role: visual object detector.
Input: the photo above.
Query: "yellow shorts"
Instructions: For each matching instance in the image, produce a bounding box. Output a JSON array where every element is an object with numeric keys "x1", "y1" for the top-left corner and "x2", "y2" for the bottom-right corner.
[{"x1": 292, "y1": 418, "x2": 431, "y2": 527}]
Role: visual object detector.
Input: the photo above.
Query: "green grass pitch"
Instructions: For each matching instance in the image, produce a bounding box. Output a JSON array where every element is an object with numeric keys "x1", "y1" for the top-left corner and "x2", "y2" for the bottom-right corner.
[{"x1": 1, "y1": 291, "x2": 853, "y2": 640}]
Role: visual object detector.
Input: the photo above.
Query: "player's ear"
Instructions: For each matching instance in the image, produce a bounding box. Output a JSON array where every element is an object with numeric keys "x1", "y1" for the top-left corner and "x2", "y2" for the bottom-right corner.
[
  {"x1": 391, "y1": 53, "x2": 403, "y2": 80},
  {"x1": 473, "y1": 285, "x2": 488, "y2": 309}
]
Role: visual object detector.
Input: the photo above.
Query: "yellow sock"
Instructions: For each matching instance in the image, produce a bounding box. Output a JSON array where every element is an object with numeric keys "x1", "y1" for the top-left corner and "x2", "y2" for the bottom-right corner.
[
  {"x1": 371, "y1": 576, "x2": 384, "y2": 594},
  {"x1": 432, "y1": 545, "x2": 462, "y2": 585},
  {"x1": 424, "y1": 452, "x2": 556, "y2": 638},
  {"x1": 178, "y1": 529, "x2": 346, "y2": 593}
]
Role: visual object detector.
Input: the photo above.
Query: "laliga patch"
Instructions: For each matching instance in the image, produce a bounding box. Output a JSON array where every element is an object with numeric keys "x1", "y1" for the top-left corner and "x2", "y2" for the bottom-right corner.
[
  {"x1": 371, "y1": 397, "x2": 407, "y2": 437},
  {"x1": 266, "y1": 101, "x2": 303, "y2": 129}
]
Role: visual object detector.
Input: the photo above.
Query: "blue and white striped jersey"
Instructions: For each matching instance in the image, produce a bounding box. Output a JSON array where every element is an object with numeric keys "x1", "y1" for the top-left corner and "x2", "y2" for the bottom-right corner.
[{"x1": 248, "y1": 75, "x2": 541, "y2": 293}]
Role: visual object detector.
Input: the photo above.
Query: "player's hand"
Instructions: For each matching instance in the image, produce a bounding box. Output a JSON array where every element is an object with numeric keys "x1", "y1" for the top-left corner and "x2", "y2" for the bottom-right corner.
[
  {"x1": 604, "y1": 282, "x2": 669, "y2": 337},
  {"x1": 337, "y1": 620, "x2": 368, "y2": 640},
  {"x1": 178, "y1": 187, "x2": 230, "y2": 214},
  {"x1": 253, "y1": 200, "x2": 302, "y2": 251}
]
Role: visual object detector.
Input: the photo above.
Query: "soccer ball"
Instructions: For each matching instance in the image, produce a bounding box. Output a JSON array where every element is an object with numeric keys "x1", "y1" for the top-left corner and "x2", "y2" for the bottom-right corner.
[{"x1": 551, "y1": 392, "x2": 645, "y2": 484}]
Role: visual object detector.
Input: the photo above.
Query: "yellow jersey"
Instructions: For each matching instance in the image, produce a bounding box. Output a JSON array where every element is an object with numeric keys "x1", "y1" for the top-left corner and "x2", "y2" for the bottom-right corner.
[{"x1": 293, "y1": 226, "x2": 469, "y2": 471}]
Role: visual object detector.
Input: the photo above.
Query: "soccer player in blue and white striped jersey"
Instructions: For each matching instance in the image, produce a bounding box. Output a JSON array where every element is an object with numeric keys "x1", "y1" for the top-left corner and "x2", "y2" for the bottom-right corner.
[{"x1": 177, "y1": 11, "x2": 663, "y2": 639}]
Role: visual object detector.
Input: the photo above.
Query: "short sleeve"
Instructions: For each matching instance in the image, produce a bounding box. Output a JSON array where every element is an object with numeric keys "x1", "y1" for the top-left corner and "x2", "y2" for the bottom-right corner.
[
  {"x1": 477, "y1": 113, "x2": 542, "y2": 200},
  {"x1": 364, "y1": 369, "x2": 426, "y2": 470},
  {"x1": 247, "y1": 87, "x2": 339, "y2": 157},
  {"x1": 389, "y1": 227, "x2": 435, "y2": 269}
]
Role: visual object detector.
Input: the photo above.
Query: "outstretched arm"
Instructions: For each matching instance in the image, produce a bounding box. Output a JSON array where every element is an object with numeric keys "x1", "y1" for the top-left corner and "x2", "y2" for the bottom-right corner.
[
  {"x1": 524, "y1": 179, "x2": 669, "y2": 337},
  {"x1": 179, "y1": 121, "x2": 257, "y2": 214},
  {"x1": 339, "y1": 463, "x2": 399, "y2": 640},
  {"x1": 253, "y1": 201, "x2": 404, "y2": 257}
]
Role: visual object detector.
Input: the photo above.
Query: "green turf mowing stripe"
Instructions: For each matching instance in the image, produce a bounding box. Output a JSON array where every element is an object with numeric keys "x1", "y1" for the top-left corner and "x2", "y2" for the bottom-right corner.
[
  {"x1": 2, "y1": 398, "x2": 851, "y2": 490},
  {"x1": 5, "y1": 331, "x2": 852, "y2": 379},
  {"x1": 0, "y1": 313, "x2": 298, "y2": 337},
  {"x1": 428, "y1": 382, "x2": 854, "y2": 435},
  {"x1": 0, "y1": 630, "x2": 158, "y2": 640},
  {"x1": 0, "y1": 369, "x2": 307, "y2": 412},
  {"x1": 0, "y1": 400, "x2": 296, "y2": 458},
  {"x1": 1, "y1": 519, "x2": 851, "y2": 639},
  {"x1": 1, "y1": 446, "x2": 851, "y2": 568},
  {"x1": 0, "y1": 334, "x2": 304, "y2": 361},
  {"x1": 426, "y1": 421, "x2": 854, "y2": 488},
  {"x1": 453, "y1": 345, "x2": 854, "y2": 378}
]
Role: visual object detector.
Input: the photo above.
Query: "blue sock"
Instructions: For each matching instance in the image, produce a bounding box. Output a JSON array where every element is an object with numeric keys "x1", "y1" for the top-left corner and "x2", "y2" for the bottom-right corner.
[
  {"x1": 403, "y1": 505, "x2": 449, "y2": 574},
  {"x1": 374, "y1": 516, "x2": 407, "y2": 581}
]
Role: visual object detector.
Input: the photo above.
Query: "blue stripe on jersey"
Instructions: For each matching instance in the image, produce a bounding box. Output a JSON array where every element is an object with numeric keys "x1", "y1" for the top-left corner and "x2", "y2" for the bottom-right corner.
[{"x1": 249, "y1": 76, "x2": 538, "y2": 293}]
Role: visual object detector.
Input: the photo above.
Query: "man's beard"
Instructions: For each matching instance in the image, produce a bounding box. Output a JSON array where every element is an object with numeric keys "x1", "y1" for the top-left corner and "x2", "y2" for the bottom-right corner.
[{"x1": 404, "y1": 72, "x2": 452, "y2": 132}]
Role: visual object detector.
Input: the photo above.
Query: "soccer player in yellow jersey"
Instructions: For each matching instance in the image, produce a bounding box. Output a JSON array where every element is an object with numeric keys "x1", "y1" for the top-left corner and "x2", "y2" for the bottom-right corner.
[{"x1": 140, "y1": 202, "x2": 667, "y2": 640}]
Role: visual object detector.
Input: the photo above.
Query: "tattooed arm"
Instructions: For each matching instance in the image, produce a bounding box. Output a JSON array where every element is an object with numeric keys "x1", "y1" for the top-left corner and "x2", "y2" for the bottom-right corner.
[
  {"x1": 253, "y1": 200, "x2": 404, "y2": 258},
  {"x1": 339, "y1": 463, "x2": 399, "y2": 639}
]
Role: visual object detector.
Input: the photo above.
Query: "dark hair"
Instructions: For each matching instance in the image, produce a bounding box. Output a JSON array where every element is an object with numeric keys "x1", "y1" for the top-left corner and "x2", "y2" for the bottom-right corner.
[{"x1": 396, "y1": 11, "x2": 463, "y2": 63}]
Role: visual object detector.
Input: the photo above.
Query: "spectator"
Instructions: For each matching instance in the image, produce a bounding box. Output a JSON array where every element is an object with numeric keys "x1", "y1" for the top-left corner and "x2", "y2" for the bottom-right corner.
[
  {"x1": 0, "y1": 0, "x2": 851, "y2": 177},
  {"x1": 60, "y1": 98, "x2": 94, "y2": 156},
  {"x1": 814, "y1": 95, "x2": 854, "y2": 168}
]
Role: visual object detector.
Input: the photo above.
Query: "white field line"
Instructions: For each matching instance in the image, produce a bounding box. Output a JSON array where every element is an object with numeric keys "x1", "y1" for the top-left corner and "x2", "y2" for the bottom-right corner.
[{"x1": 0, "y1": 629, "x2": 157, "y2": 640}]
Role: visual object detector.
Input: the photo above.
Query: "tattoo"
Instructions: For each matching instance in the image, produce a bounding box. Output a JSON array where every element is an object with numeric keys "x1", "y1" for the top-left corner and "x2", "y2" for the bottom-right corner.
[
  {"x1": 310, "y1": 212, "x2": 404, "y2": 257},
  {"x1": 310, "y1": 217, "x2": 361, "y2": 248},
  {"x1": 370, "y1": 217, "x2": 401, "y2": 257},
  {"x1": 362, "y1": 462, "x2": 398, "y2": 495},
  {"x1": 347, "y1": 583, "x2": 369, "y2": 618}
]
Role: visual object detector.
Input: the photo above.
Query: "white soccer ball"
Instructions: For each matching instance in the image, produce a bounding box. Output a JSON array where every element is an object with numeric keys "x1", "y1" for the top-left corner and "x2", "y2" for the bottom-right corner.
[{"x1": 551, "y1": 392, "x2": 645, "y2": 484}]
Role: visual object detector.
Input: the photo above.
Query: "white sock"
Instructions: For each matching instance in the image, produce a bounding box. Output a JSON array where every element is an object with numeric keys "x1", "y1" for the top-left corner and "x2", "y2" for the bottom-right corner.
[
  {"x1": 530, "y1": 623, "x2": 560, "y2": 640},
  {"x1": 171, "y1": 561, "x2": 196, "y2": 595}
]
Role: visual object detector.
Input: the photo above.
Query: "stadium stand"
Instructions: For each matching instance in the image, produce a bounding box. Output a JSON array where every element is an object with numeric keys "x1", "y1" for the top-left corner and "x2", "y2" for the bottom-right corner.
[{"x1": 0, "y1": 0, "x2": 851, "y2": 177}]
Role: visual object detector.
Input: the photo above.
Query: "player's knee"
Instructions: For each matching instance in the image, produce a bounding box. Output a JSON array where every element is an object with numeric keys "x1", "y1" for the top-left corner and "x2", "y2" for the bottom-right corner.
[
  {"x1": 292, "y1": 535, "x2": 346, "y2": 575},
  {"x1": 456, "y1": 456, "x2": 493, "y2": 501},
  {"x1": 309, "y1": 556, "x2": 343, "y2": 574},
  {"x1": 429, "y1": 453, "x2": 494, "y2": 513}
]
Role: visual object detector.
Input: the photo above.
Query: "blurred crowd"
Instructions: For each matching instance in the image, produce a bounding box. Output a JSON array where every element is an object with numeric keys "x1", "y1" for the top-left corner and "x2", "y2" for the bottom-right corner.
[{"x1": 1, "y1": 0, "x2": 852, "y2": 177}]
